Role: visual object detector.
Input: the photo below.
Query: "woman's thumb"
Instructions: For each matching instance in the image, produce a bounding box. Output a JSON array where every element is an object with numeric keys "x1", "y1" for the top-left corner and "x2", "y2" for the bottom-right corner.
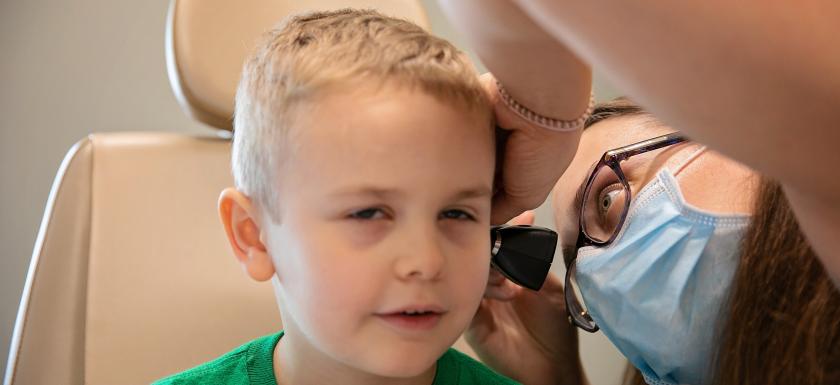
[{"x1": 508, "y1": 210, "x2": 535, "y2": 226}]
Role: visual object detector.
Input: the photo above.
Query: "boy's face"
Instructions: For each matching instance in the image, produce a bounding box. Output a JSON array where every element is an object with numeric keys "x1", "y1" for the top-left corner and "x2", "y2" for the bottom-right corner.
[{"x1": 265, "y1": 84, "x2": 494, "y2": 378}]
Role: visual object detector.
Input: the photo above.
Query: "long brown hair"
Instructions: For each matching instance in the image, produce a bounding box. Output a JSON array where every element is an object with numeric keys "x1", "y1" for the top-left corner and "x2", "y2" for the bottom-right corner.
[
  {"x1": 713, "y1": 178, "x2": 840, "y2": 384},
  {"x1": 587, "y1": 99, "x2": 840, "y2": 385}
]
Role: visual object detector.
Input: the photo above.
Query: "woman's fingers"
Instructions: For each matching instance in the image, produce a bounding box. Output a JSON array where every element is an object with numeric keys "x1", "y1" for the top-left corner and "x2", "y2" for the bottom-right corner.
[
  {"x1": 485, "y1": 274, "x2": 523, "y2": 300},
  {"x1": 488, "y1": 268, "x2": 506, "y2": 285},
  {"x1": 508, "y1": 210, "x2": 536, "y2": 226}
]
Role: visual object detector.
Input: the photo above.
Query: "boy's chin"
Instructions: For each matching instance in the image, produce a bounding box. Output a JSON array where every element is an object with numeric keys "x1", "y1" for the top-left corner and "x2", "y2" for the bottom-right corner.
[{"x1": 352, "y1": 343, "x2": 445, "y2": 379}]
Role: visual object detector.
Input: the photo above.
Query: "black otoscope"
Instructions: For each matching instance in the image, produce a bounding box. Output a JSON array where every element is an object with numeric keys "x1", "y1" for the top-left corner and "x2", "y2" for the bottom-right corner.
[{"x1": 489, "y1": 225, "x2": 558, "y2": 291}]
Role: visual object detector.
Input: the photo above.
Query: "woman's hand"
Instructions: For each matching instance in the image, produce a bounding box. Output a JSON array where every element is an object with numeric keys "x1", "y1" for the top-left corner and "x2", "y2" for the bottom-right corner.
[
  {"x1": 438, "y1": 0, "x2": 589, "y2": 225},
  {"x1": 467, "y1": 211, "x2": 586, "y2": 385},
  {"x1": 482, "y1": 74, "x2": 583, "y2": 225}
]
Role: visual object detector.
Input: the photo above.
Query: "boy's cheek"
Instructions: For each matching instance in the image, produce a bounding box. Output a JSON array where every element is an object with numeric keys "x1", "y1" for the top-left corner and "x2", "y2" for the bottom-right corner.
[
  {"x1": 296, "y1": 212, "x2": 392, "y2": 249},
  {"x1": 449, "y1": 248, "x2": 491, "y2": 286},
  {"x1": 453, "y1": 242, "x2": 491, "y2": 266},
  {"x1": 441, "y1": 220, "x2": 490, "y2": 242},
  {"x1": 340, "y1": 222, "x2": 391, "y2": 248}
]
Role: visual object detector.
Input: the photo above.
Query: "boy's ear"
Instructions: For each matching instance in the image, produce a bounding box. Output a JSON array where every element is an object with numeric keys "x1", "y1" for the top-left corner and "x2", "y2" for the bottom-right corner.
[{"x1": 218, "y1": 188, "x2": 275, "y2": 282}]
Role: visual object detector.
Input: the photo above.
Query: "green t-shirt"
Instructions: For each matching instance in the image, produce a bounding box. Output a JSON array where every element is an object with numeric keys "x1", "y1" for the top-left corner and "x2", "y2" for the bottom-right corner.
[{"x1": 153, "y1": 331, "x2": 519, "y2": 385}]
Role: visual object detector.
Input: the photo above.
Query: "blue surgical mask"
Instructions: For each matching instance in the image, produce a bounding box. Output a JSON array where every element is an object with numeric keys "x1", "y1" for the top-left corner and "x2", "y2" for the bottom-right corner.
[{"x1": 574, "y1": 158, "x2": 750, "y2": 385}]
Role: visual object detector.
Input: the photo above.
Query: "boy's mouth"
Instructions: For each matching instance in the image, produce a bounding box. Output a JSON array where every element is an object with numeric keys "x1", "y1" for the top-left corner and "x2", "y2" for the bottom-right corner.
[{"x1": 375, "y1": 306, "x2": 446, "y2": 332}]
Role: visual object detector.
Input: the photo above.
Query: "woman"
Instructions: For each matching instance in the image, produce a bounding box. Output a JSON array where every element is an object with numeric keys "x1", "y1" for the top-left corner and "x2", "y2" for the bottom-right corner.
[
  {"x1": 469, "y1": 99, "x2": 840, "y2": 385},
  {"x1": 436, "y1": 0, "x2": 840, "y2": 285},
  {"x1": 427, "y1": 1, "x2": 840, "y2": 383}
]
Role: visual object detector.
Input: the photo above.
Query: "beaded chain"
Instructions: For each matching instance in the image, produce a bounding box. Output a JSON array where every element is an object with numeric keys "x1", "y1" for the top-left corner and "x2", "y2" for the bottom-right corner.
[{"x1": 496, "y1": 80, "x2": 595, "y2": 132}]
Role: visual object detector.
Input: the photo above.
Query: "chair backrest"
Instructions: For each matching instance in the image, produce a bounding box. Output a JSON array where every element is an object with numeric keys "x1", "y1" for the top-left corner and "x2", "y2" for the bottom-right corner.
[
  {"x1": 167, "y1": 0, "x2": 429, "y2": 131},
  {"x1": 5, "y1": 134, "x2": 282, "y2": 385},
  {"x1": 4, "y1": 1, "x2": 432, "y2": 384}
]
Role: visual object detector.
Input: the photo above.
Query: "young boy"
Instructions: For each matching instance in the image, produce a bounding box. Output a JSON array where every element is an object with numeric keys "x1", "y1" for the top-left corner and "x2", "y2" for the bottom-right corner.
[{"x1": 154, "y1": 8, "x2": 516, "y2": 385}]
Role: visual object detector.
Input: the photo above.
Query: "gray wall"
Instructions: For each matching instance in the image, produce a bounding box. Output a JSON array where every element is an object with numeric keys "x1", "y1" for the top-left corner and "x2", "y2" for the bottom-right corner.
[
  {"x1": 0, "y1": 0, "x2": 625, "y2": 383},
  {"x1": 0, "y1": 0, "x2": 210, "y2": 377}
]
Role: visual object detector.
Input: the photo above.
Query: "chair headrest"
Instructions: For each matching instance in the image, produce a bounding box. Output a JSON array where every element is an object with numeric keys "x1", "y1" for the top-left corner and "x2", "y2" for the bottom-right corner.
[{"x1": 165, "y1": 0, "x2": 429, "y2": 131}]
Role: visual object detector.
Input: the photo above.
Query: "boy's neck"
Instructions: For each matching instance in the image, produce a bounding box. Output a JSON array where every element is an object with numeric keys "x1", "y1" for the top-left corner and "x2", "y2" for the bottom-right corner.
[{"x1": 274, "y1": 329, "x2": 438, "y2": 385}]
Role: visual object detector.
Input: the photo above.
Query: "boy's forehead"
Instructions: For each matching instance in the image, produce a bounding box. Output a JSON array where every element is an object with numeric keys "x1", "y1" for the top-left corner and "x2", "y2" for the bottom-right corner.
[
  {"x1": 291, "y1": 85, "x2": 492, "y2": 143},
  {"x1": 277, "y1": 87, "x2": 495, "y2": 185}
]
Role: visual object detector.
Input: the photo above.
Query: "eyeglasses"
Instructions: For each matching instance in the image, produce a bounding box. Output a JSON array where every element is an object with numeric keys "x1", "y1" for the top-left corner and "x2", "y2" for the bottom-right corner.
[{"x1": 564, "y1": 132, "x2": 688, "y2": 332}]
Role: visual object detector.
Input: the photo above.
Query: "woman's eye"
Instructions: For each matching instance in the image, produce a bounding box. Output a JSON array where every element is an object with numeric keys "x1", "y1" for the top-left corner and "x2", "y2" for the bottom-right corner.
[
  {"x1": 349, "y1": 208, "x2": 386, "y2": 220},
  {"x1": 440, "y1": 209, "x2": 475, "y2": 221},
  {"x1": 597, "y1": 187, "x2": 623, "y2": 217}
]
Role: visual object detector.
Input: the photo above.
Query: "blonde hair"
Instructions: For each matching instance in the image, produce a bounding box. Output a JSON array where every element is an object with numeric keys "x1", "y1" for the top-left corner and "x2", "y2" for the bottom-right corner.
[{"x1": 233, "y1": 8, "x2": 490, "y2": 220}]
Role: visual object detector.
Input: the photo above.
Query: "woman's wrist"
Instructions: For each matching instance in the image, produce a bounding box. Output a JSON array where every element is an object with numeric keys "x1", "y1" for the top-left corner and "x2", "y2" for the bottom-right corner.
[
  {"x1": 519, "y1": 334, "x2": 587, "y2": 385},
  {"x1": 496, "y1": 79, "x2": 594, "y2": 132}
]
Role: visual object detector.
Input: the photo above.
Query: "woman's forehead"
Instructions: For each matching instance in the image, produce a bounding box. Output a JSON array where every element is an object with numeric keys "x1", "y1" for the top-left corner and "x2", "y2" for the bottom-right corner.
[
  {"x1": 580, "y1": 115, "x2": 671, "y2": 154},
  {"x1": 576, "y1": 117, "x2": 682, "y2": 183},
  {"x1": 558, "y1": 117, "x2": 671, "y2": 202}
]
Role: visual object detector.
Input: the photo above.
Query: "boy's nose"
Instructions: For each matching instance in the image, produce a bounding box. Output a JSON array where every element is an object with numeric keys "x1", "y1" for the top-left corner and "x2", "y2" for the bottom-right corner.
[{"x1": 393, "y1": 225, "x2": 446, "y2": 282}]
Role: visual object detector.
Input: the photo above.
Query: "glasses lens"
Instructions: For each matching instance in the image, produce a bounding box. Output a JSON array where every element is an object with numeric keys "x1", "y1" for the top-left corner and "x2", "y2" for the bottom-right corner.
[
  {"x1": 581, "y1": 164, "x2": 629, "y2": 243},
  {"x1": 564, "y1": 261, "x2": 598, "y2": 332}
]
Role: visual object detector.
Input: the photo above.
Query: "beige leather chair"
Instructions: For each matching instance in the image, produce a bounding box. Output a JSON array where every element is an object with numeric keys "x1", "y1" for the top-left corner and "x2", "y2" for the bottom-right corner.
[{"x1": 3, "y1": 1, "x2": 457, "y2": 384}]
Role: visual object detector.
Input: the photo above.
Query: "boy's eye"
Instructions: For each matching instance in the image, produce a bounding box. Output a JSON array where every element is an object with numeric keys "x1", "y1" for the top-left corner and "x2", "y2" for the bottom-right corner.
[
  {"x1": 440, "y1": 209, "x2": 475, "y2": 221},
  {"x1": 348, "y1": 208, "x2": 387, "y2": 220}
]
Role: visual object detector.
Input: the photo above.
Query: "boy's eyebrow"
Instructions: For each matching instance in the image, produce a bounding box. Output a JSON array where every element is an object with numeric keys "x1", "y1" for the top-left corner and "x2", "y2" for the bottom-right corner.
[
  {"x1": 328, "y1": 186, "x2": 492, "y2": 200},
  {"x1": 450, "y1": 186, "x2": 493, "y2": 201},
  {"x1": 330, "y1": 187, "x2": 404, "y2": 199}
]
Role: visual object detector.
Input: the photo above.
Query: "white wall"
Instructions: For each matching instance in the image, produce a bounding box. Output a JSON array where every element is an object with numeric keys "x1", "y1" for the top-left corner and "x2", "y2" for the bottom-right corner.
[{"x1": 0, "y1": 0, "x2": 626, "y2": 383}]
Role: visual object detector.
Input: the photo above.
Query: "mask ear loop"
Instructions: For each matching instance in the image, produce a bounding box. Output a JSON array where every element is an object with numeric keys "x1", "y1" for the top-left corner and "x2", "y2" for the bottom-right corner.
[{"x1": 672, "y1": 145, "x2": 707, "y2": 176}]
